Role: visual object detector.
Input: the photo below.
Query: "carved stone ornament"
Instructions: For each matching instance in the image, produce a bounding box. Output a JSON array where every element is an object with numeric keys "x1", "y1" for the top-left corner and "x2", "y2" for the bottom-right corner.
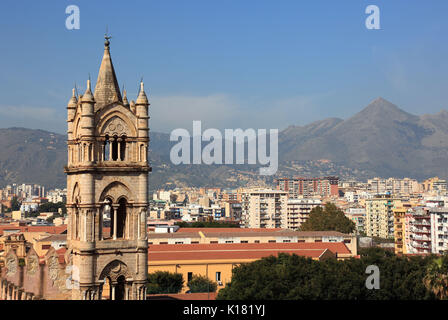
[
  {"x1": 26, "y1": 255, "x2": 39, "y2": 275},
  {"x1": 6, "y1": 255, "x2": 17, "y2": 276},
  {"x1": 103, "y1": 116, "x2": 129, "y2": 137},
  {"x1": 48, "y1": 256, "x2": 60, "y2": 281}
]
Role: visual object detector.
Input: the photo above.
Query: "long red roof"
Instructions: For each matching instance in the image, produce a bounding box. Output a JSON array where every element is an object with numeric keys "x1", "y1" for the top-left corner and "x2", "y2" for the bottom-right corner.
[{"x1": 148, "y1": 242, "x2": 350, "y2": 262}]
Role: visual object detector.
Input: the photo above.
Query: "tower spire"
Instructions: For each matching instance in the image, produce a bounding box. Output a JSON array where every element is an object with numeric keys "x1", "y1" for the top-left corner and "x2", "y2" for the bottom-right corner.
[
  {"x1": 136, "y1": 80, "x2": 148, "y2": 105},
  {"x1": 94, "y1": 34, "x2": 122, "y2": 110}
]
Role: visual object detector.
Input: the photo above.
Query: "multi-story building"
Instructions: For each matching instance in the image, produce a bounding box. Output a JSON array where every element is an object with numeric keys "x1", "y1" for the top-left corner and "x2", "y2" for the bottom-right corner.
[
  {"x1": 368, "y1": 177, "x2": 421, "y2": 195},
  {"x1": 275, "y1": 176, "x2": 339, "y2": 198},
  {"x1": 393, "y1": 207, "x2": 407, "y2": 254},
  {"x1": 242, "y1": 189, "x2": 288, "y2": 229},
  {"x1": 430, "y1": 207, "x2": 448, "y2": 254},
  {"x1": 345, "y1": 208, "x2": 366, "y2": 235},
  {"x1": 286, "y1": 198, "x2": 322, "y2": 231},
  {"x1": 46, "y1": 188, "x2": 67, "y2": 203},
  {"x1": 405, "y1": 207, "x2": 432, "y2": 254},
  {"x1": 365, "y1": 195, "x2": 401, "y2": 239}
]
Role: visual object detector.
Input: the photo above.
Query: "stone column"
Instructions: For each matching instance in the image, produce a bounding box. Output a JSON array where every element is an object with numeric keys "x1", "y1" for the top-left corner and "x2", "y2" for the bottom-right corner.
[
  {"x1": 113, "y1": 206, "x2": 118, "y2": 240},
  {"x1": 1, "y1": 282, "x2": 5, "y2": 300},
  {"x1": 83, "y1": 211, "x2": 87, "y2": 241},
  {"x1": 118, "y1": 140, "x2": 121, "y2": 161},
  {"x1": 108, "y1": 141, "x2": 113, "y2": 161},
  {"x1": 137, "y1": 209, "x2": 141, "y2": 240},
  {"x1": 111, "y1": 284, "x2": 116, "y2": 300}
]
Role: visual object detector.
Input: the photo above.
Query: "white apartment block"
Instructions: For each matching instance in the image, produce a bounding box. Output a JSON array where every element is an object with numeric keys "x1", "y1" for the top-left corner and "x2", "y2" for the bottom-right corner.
[
  {"x1": 286, "y1": 198, "x2": 322, "y2": 231},
  {"x1": 46, "y1": 188, "x2": 67, "y2": 203},
  {"x1": 368, "y1": 177, "x2": 421, "y2": 195},
  {"x1": 406, "y1": 207, "x2": 432, "y2": 254},
  {"x1": 242, "y1": 189, "x2": 288, "y2": 229},
  {"x1": 430, "y1": 208, "x2": 448, "y2": 254}
]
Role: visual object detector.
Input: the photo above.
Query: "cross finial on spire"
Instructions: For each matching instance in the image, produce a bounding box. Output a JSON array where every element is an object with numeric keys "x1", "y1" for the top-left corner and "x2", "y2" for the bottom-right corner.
[{"x1": 104, "y1": 27, "x2": 112, "y2": 48}]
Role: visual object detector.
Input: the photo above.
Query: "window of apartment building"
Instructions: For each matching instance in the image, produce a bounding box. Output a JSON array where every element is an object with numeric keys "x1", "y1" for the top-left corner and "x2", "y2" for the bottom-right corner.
[
  {"x1": 160, "y1": 242, "x2": 168, "y2": 244},
  {"x1": 344, "y1": 239, "x2": 351, "y2": 244},
  {"x1": 241, "y1": 240, "x2": 248, "y2": 243},
  {"x1": 298, "y1": 240, "x2": 305, "y2": 243},
  {"x1": 191, "y1": 241, "x2": 199, "y2": 244},
  {"x1": 210, "y1": 241, "x2": 218, "y2": 244},
  {"x1": 188, "y1": 272, "x2": 193, "y2": 282},
  {"x1": 225, "y1": 241, "x2": 233, "y2": 243},
  {"x1": 216, "y1": 272, "x2": 221, "y2": 282},
  {"x1": 148, "y1": 242, "x2": 153, "y2": 245},
  {"x1": 283, "y1": 240, "x2": 291, "y2": 243},
  {"x1": 268, "y1": 240, "x2": 276, "y2": 243},
  {"x1": 315, "y1": 240, "x2": 322, "y2": 243},
  {"x1": 254, "y1": 240, "x2": 260, "y2": 243},
  {"x1": 175, "y1": 241, "x2": 183, "y2": 244},
  {"x1": 42, "y1": 244, "x2": 51, "y2": 250}
]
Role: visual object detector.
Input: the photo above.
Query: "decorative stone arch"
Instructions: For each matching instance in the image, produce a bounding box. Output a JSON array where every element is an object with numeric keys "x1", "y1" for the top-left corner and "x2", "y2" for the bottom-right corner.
[
  {"x1": 98, "y1": 259, "x2": 133, "y2": 300},
  {"x1": 73, "y1": 114, "x2": 82, "y2": 139},
  {"x1": 95, "y1": 107, "x2": 137, "y2": 138},
  {"x1": 98, "y1": 259, "x2": 132, "y2": 283},
  {"x1": 71, "y1": 182, "x2": 81, "y2": 204},
  {"x1": 98, "y1": 181, "x2": 133, "y2": 204}
]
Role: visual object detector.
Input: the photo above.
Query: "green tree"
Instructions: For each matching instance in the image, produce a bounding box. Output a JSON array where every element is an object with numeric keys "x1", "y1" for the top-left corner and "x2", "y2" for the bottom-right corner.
[
  {"x1": 147, "y1": 271, "x2": 184, "y2": 294},
  {"x1": 187, "y1": 275, "x2": 217, "y2": 293},
  {"x1": 217, "y1": 250, "x2": 436, "y2": 300},
  {"x1": 423, "y1": 256, "x2": 448, "y2": 300},
  {"x1": 38, "y1": 201, "x2": 66, "y2": 215},
  {"x1": 11, "y1": 196, "x2": 21, "y2": 211},
  {"x1": 300, "y1": 202, "x2": 355, "y2": 234}
]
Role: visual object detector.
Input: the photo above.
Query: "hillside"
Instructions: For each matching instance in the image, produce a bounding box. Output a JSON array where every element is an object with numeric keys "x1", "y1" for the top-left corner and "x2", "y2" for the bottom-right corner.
[{"x1": 1, "y1": 98, "x2": 447, "y2": 190}]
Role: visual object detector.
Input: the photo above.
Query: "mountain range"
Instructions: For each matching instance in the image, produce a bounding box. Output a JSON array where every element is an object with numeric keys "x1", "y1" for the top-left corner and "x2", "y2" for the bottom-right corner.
[{"x1": 1, "y1": 97, "x2": 447, "y2": 190}]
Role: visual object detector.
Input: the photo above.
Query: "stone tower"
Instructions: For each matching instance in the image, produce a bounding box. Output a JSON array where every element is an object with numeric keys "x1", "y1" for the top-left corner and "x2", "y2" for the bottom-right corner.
[{"x1": 65, "y1": 36, "x2": 150, "y2": 300}]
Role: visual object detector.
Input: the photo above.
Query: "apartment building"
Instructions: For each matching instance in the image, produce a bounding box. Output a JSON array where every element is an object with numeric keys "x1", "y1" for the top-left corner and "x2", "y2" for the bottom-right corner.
[
  {"x1": 430, "y1": 207, "x2": 448, "y2": 254},
  {"x1": 345, "y1": 208, "x2": 366, "y2": 235},
  {"x1": 275, "y1": 177, "x2": 339, "y2": 198},
  {"x1": 365, "y1": 195, "x2": 401, "y2": 239},
  {"x1": 242, "y1": 189, "x2": 288, "y2": 229},
  {"x1": 393, "y1": 207, "x2": 407, "y2": 254},
  {"x1": 286, "y1": 198, "x2": 322, "y2": 231},
  {"x1": 368, "y1": 177, "x2": 421, "y2": 195},
  {"x1": 406, "y1": 207, "x2": 432, "y2": 254}
]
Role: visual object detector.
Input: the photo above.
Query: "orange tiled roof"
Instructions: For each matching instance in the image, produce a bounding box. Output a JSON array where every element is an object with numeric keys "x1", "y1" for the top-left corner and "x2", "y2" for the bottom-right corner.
[
  {"x1": 176, "y1": 228, "x2": 282, "y2": 233},
  {"x1": 0, "y1": 224, "x2": 67, "y2": 236},
  {"x1": 148, "y1": 242, "x2": 350, "y2": 262}
]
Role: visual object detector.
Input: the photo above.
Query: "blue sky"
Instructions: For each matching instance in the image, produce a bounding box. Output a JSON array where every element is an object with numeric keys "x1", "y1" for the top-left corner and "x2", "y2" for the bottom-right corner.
[{"x1": 0, "y1": 0, "x2": 447, "y2": 134}]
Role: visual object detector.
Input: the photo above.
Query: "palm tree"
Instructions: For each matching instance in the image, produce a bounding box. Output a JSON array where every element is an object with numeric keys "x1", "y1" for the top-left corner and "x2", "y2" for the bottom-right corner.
[{"x1": 424, "y1": 256, "x2": 448, "y2": 299}]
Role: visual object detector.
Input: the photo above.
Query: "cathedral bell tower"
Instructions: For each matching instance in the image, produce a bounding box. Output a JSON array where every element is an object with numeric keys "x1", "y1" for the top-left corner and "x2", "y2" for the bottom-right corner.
[{"x1": 65, "y1": 36, "x2": 150, "y2": 300}]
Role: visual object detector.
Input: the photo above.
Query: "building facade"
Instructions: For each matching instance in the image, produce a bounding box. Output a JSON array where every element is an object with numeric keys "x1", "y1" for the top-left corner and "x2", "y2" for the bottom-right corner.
[
  {"x1": 275, "y1": 176, "x2": 339, "y2": 198},
  {"x1": 365, "y1": 195, "x2": 400, "y2": 239},
  {"x1": 241, "y1": 190, "x2": 288, "y2": 229},
  {"x1": 286, "y1": 198, "x2": 322, "y2": 231}
]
